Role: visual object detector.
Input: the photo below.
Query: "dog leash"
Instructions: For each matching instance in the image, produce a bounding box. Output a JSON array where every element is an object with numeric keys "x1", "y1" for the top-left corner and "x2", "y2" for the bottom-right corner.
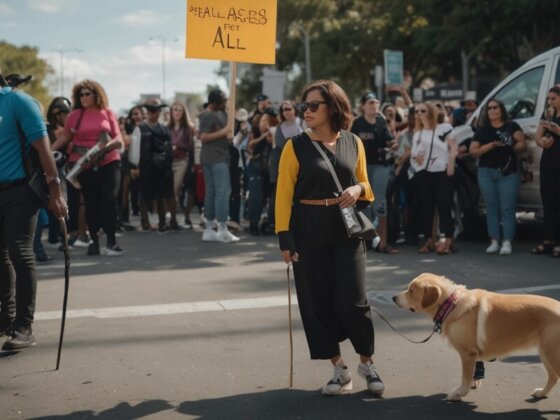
[
  {"x1": 365, "y1": 304, "x2": 438, "y2": 344},
  {"x1": 56, "y1": 217, "x2": 70, "y2": 370}
]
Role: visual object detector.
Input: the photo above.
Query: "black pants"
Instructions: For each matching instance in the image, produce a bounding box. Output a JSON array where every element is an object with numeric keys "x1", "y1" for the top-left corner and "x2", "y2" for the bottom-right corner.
[
  {"x1": 292, "y1": 239, "x2": 374, "y2": 359},
  {"x1": 414, "y1": 170, "x2": 454, "y2": 238},
  {"x1": 229, "y1": 165, "x2": 242, "y2": 224},
  {"x1": 78, "y1": 161, "x2": 121, "y2": 247},
  {"x1": 0, "y1": 184, "x2": 39, "y2": 328},
  {"x1": 540, "y1": 161, "x2": 560, "y2": 242}
]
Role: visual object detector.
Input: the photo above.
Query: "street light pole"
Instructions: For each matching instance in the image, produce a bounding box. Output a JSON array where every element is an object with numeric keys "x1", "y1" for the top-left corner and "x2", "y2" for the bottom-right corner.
[
  {"x1": 290, "y1": 23, "x2": 312, "y2": 85},
  {"x1": 52, "y1": 47, "x2": 81, "y2": 96},
  {"x1": 150, "y1": 36, "x2": 172, "y2": 101}
]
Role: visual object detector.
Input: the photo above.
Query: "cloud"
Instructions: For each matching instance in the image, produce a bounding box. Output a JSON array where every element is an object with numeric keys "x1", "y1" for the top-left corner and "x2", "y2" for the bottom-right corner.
[
  {"x1": 115, "y1": 9, "x2": 168, "y2": 26},
  {"x1": 27, "y1": 0, "x2": 71, "y2": 13},
  {"x1": 40, "y1": 37, "x2": 224, "y2": 113},
  {"x1": 0, "y1": 3, "x2": 15, "y2": 14}
]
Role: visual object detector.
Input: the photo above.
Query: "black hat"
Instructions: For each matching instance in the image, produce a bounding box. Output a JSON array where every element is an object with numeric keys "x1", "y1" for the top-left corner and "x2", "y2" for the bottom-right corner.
[
  {"x1": 360, "y1": 92, "x2": 378, "y2": 104},
  {"x1": 256, "y1": 94, "x2": 269, "y2": 102},
  {"x1": 263, "y1": 107, "x2": 278, "y2": 117},
  {"x1": 208, "y1": 89, "x2": 226, "y2": 105}
]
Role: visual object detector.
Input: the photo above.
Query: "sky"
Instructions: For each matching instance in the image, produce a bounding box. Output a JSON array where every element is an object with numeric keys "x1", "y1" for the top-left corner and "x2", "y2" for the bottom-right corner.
[{"x1": 0, "y1": 0, "x2": 225, "y2": 114}]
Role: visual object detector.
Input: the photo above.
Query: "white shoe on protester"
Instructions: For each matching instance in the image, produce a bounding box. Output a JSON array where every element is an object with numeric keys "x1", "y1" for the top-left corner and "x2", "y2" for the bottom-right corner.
[
  {"x1": 358, "y1": 361, "x2": 385, "y2": 396},
  {"x1": 499, "y1": 240, "x2": 512, "y2": 255},
  {"x1": 216, "y1": 227, "x2": 240, "y2": 243},
  {"x1": 322, "y1": 364, "x2": 352, "y2": 395},
  {"x1": 202, "y1": 228, "x2": 220, "y2": 242},
  {"x1": 485, "y1": 241, "x2": 499, "y2": 254}
]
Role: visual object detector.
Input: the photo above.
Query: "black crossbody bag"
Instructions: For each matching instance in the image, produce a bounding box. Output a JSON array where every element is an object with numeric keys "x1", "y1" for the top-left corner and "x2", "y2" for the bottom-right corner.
[{"x1": 311, "y1": 133, "x2": 377, "y2": 241}]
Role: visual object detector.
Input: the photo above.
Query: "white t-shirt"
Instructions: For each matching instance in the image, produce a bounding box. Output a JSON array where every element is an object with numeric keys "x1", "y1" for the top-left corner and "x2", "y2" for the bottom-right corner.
[{"x1": 410, "y1": 123, "x2": 453, "y2": 173}]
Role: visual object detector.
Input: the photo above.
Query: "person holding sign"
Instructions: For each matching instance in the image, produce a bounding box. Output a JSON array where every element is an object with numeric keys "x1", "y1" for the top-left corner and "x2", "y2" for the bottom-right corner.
[
  {"x1": 275, "y1": 80, "x2": 385, "y2": 396},
  {"x1": 198, "y1": 89, "x2": 239, "y2": 243}
]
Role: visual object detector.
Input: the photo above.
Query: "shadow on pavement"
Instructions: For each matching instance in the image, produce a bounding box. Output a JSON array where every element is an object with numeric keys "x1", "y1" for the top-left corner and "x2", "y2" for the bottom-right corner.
[
  {"x1": 176, "y1": 388, "x2": 560, "y2": 420},
  {"x1": 30, "y1": 399, "x2": 174, "y2": 419}
]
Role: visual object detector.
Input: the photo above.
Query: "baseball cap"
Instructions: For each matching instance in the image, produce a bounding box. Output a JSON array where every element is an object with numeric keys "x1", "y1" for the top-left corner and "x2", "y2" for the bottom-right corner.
[
  {"x1": 256, "y1": 94, "x2": 269, "y2": 102},
  {"x1": 361, "y1": 92, "x2": 379, "y2": 104}
]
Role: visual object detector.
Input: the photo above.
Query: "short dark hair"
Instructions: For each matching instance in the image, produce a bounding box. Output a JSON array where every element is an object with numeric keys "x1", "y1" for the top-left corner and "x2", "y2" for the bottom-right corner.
[
  {"x1": 301, "y1": 80, "x2": 353, "y2": 132},
  {"x1": 208, "y1": 89, "x2": 226, "y2": 105}
]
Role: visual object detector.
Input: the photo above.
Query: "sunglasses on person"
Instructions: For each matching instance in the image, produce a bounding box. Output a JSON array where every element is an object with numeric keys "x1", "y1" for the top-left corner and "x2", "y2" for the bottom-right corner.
[
  {"x1": 415, "y1": 109, "x2": 427, "y2": 114},
  {"x1": 297, "y1": 101, "x2": 327, "y2": 113},
  {"x1": 80, "y1": 91, "x2": 93, "y2": 98},
  {"x1": 487, "y1": 105, "x2": 500, "y2": 111},
  {"x1": 282, "y1": 107, "x2": 294, "y2": 112}
]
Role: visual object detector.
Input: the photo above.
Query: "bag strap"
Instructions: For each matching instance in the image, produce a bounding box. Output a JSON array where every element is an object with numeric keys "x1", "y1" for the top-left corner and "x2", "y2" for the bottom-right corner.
[
  {"x1": 16, "y1": 119, "x2": 32, "y2": 180},
  {"x1": 308, "y1": 130, "x2": 344, "y2": 194},
  {"x1": 74, "y1": 109, "x2": 85, "y2": 131}
]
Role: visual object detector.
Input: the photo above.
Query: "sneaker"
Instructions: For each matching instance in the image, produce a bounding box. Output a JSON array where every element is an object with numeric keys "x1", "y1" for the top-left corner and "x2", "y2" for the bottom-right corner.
[
  {"x1": 121, "y1": 222, "x2": 136, "y2": 232},
  {"x1": 202, "y1": 228, "x2": 220, "y2": 242},
  {"x1": 183, "y1": 220, "x2": 194, "y2": 230},
  {"x1": 2, "y1": 325, "x2": 35, "y2": 350},
  {"x1": 473, "y1": 361, "x2": 485, "y2": 380},
  {"x1": 216, "y1": 227, "x2": 240, "y2": 243},
  {"x1": 73, "y1": 237, "x2": 91, "y2": 248},
  {"x1": 158, "y1": 226, "x2": 169, "y2": 235},
  {"x1": 499, "y1": 240, "x2": 512, "y2": 255},
  {"x1": 87, "y1": 242, "x2": 100, "y2": 256},
  {"x1": 0, "y1": 318, "x2": 13, "y2": 338},
  {"x1": 358, "y1": 361, "x2": 385, "y2": 396},
  {"x1": 35, "y1": 252, "x2": 52, "y2": 263},
  {"x1": 104, "y1": 244, "x2": 124, "y2": 257},
  {"x1": 169, "y1": 223, "x2": 186, "y2": 232},
  {"x1": 485, "y1": 241, "x2": 499, "y2": 254},
  {"x1": 322, "y1": 364, "x2": 353, "y2": 395}
]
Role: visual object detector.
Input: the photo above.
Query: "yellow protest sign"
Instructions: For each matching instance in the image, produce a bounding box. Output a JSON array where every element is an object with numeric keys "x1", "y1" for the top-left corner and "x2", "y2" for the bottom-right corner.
[{"x1": 185, "y1": 0, "x2": 277, "y2": 64}]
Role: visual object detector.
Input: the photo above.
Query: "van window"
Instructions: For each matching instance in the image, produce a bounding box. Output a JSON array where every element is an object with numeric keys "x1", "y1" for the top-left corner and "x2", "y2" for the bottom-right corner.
[
  {"x1": 554, "y1": 57, "x2": 560, "y2": 85},
  {"x1": 493, "y1": 66, "x2": 544, "y2": 119}
]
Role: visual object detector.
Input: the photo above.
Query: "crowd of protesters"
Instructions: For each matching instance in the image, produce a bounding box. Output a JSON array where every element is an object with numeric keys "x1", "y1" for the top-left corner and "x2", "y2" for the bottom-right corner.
[{"x1": 8, "y1": 77, "x2": 559, "y2": 264}]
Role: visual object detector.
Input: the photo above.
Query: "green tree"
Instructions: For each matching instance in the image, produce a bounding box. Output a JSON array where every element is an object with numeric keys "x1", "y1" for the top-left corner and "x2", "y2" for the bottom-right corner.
[{"x1": 0, "y1": 41, "x2": 54, "y2": 109}]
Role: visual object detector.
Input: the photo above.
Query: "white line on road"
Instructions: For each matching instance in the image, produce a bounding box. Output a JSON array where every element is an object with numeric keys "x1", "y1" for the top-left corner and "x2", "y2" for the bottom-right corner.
[
  {"x1": 34, "y1": 283, "x2": 560, "y2": 321},
  {"x1": 35, "y1": 295, "x2": 299, "y2": 321}
]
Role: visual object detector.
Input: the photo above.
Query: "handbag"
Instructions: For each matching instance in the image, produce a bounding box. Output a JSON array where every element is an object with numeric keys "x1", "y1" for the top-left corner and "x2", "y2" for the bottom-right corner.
[
  {"x1": 17, "y1": 120, "x2": 49, "y2": 207},
  {"x1": 310, "y1": 134, "x2": 378, "y2": 241},
  {"x1": 500, "y1": 152, "x2": 517, "y2": 176}
]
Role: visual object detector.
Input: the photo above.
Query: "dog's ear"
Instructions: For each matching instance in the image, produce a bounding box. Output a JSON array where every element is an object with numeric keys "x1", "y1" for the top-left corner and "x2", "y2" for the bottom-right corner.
[{"x1": 421, "y1": 286, "x2": 441, "y2": 308}]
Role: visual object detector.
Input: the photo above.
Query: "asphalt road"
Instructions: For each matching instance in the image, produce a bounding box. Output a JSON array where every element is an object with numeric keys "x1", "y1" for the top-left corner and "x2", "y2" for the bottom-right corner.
[{"x1": 1, "y1": 218, "x2": 559, "y2": 419}]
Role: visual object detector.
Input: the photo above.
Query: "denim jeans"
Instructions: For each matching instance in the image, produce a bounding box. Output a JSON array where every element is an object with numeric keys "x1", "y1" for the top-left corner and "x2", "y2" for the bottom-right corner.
[
  {"x1": 365, "y1": 164, "x2": 391, "y2": 224},
  {"x1": 477, "y1": 167, "x2": 520, "y2": 241},
  {"x1": 203, "y1": 161, "x2": 231, "y2": 223}
]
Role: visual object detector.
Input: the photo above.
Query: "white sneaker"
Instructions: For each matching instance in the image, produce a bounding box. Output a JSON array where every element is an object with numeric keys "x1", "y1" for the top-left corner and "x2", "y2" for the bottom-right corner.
[
  {"x1": 202, "y1": 228, "x2": 220, "y2": 242},
  {"x1": 358, "y1": 361, "x2": 385, "y2": 396},
  {"x1": 216, "y1": 228, "x2": 240, "y2": 243},
  {"x1": 104, "y1": 244, "x2": 124, "y2": 257},
  {"x1": 485, "y1": 241, "x2": 499, "y2": 254},
  {"x1": 73, "y1": 238, "x2": 91, "y2": 248},
  {"x1": 322, "y1": 364, "x2": 352, "y2": 395},
  {"x1": 499, "y1": 240, "x2": 512, "y2": 255}
]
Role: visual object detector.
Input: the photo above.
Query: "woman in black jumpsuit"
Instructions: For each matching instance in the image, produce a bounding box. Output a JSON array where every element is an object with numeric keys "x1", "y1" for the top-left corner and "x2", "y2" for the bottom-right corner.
[{"x1": 275, "y1": 80, "x2": 385, "y2": 396}]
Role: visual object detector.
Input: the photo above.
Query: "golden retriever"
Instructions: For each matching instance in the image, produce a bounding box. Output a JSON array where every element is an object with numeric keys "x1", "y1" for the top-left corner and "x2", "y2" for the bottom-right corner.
[{"x1": 393, "y1": 273, "x2": 560, "y2": 401}]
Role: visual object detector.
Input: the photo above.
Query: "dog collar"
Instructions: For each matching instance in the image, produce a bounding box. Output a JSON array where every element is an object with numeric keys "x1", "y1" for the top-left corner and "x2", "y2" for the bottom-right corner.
[{"x1": 433, "y1": 292, "x2": 459, "y2": 334}]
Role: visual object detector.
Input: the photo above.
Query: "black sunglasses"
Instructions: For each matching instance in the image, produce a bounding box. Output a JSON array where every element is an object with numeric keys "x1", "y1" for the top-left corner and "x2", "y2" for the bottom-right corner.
[
  {"x1": 282, "y1": 107, "x2": 294, "y2": 112},
  {"x1": 415, "y1": 109, "x2": 427, "y2": 114},
  {"x1": 298, "y1": 101, "x2": 327, "y2": 113},
  {"x1": 80, "y1": 91, "x2": 93, "y2": 98},
  {"x1": 487, "y1": 105, "x2": 499, "y2": 110}
]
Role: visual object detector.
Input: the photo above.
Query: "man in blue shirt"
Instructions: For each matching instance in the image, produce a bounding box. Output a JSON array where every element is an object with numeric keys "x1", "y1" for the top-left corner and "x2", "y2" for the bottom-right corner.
[{"x1": 0, "y1": 73, "x2": 67, "y2": 350}]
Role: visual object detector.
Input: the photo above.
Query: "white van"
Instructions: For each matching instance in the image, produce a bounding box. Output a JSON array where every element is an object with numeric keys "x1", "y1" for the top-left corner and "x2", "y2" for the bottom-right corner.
[{"x1": 452, "y1": 45, "x2": 560, "y2": 228}]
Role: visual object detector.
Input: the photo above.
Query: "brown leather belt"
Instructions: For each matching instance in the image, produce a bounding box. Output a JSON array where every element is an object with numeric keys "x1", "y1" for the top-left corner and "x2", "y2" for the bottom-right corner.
[{"x1": 299, "y1": 197, "x2": 340, "y2": 206}]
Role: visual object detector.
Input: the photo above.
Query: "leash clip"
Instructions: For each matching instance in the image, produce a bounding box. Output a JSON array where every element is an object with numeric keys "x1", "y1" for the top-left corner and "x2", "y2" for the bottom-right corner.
[{"x1": 433, "y1": 321, "x2": 442, "y2": 334}]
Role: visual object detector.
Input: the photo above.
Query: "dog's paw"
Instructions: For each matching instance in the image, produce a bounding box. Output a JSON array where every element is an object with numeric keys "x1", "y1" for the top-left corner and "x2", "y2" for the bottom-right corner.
[
  {"x1": 532, "y1": 388, "x2": 548, "y2": 399},
  {"x1": 470, "y1": 380, "x2": 482, "y2": 390}
]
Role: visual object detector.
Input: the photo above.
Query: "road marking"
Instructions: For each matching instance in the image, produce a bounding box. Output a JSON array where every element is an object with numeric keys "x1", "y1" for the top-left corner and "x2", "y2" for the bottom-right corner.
[
  {"x1": 35, "y1": 295, "x2": 299, "y2": 321},
  {"x1": 34, "y1": 284, "x2": 560, "y2": 321}
]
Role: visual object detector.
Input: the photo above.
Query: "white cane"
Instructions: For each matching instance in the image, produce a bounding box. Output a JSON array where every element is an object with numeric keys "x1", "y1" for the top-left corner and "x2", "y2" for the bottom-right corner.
[{"x1": 287, "y1": 263, "x2": 294, "y2": 388}]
